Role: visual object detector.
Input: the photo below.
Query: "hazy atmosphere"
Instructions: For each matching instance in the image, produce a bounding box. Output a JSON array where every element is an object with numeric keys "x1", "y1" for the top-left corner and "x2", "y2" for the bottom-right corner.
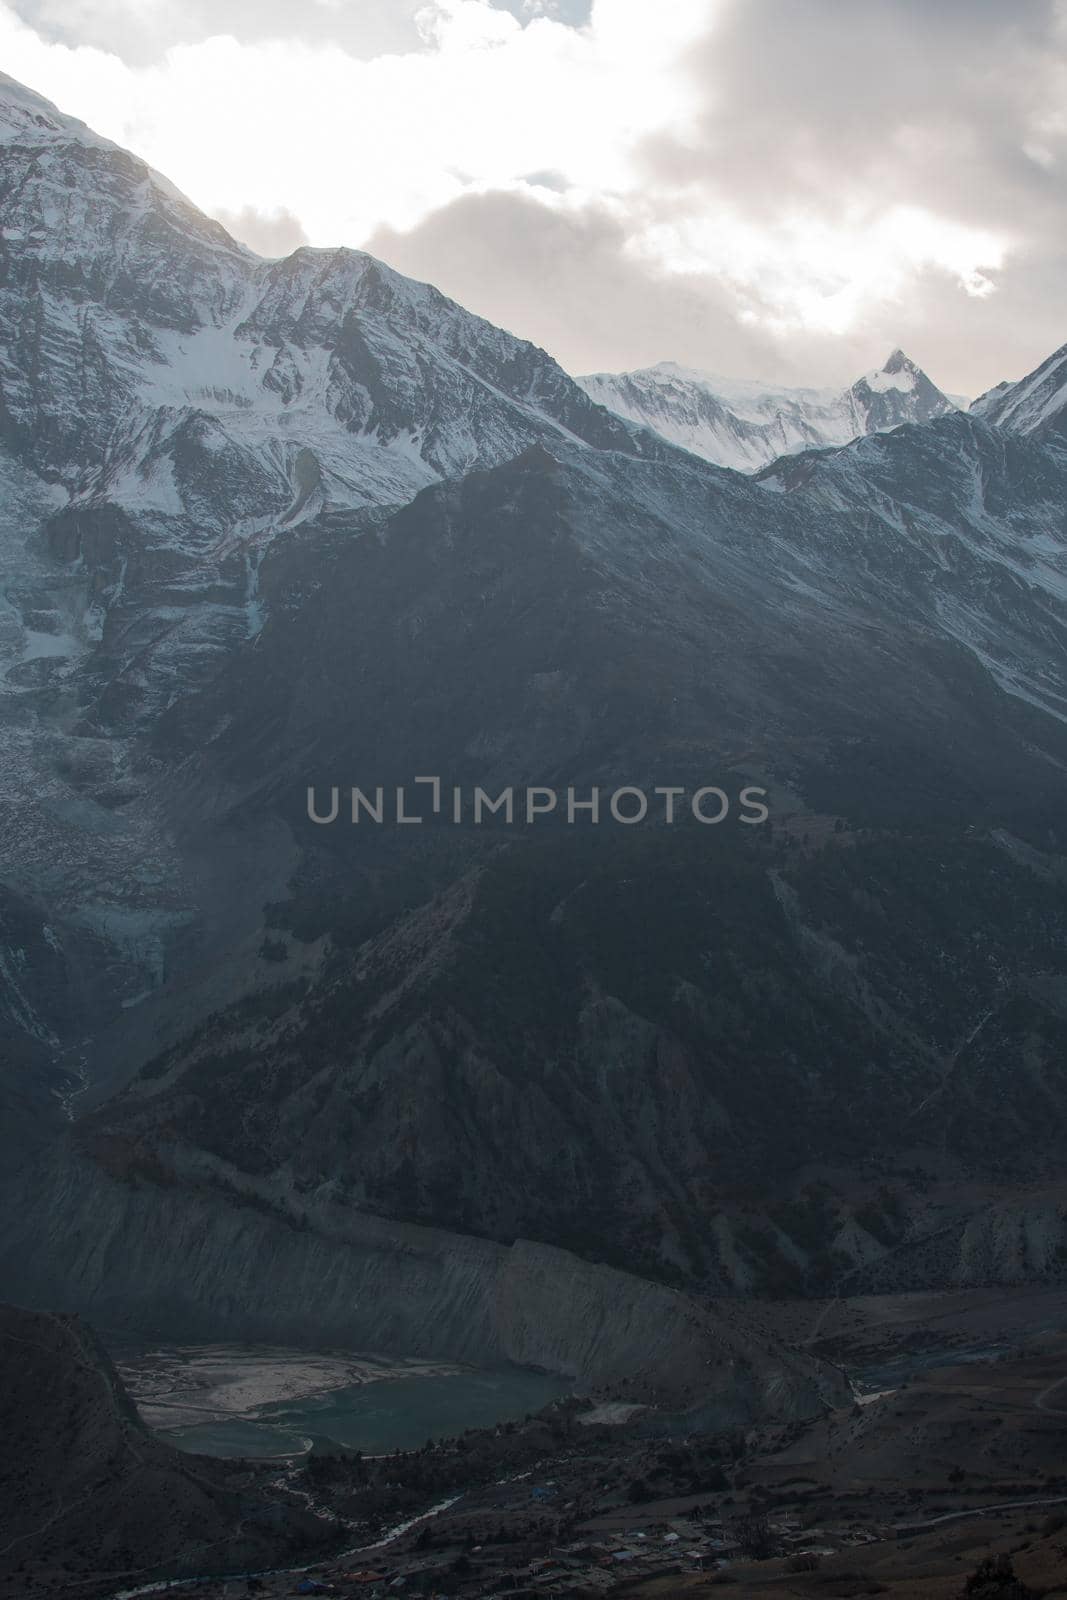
[
  {"x1": 5, "y1": 6, "x2": 1067, "y2": 1596},
  {"x1": 4, "y1": 0, "x2": 1067, "y2": 394}
]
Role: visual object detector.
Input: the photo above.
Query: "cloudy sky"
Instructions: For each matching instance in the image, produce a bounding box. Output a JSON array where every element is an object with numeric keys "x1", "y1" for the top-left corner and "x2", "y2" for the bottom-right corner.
[{"x1": 2, "y1": 0, "x2": 1066, "y2": 395}]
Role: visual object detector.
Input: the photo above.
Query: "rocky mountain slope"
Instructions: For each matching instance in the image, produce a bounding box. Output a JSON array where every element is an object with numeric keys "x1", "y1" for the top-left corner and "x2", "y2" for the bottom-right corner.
[
  {"x1": 755, "y1": 408, "x2": 1067, "y2": 726},
  {"x1": 51, "y1": 433, "x2": 1067, "y2": 1301},
  {"x1": 577, "y1": 349, "x2": 959, "y2": 470},
  {"x1": 0, "y1": 70, "x2": 1065, "y2": 1377},
  {"x1": 0, "y1": 68, "x2": 672, "y2": 1136}
]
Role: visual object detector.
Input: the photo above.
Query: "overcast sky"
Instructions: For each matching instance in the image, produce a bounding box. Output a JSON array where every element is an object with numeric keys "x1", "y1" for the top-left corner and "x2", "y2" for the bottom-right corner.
[{"x1": 3, "y1": 0, "x2": 1067, "y2": 396}]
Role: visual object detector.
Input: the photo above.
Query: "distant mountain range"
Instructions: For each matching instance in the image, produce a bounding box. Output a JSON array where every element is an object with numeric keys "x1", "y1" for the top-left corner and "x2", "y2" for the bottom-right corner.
[
  {"x1": 0, "y1": 68, "x2": 1066, "y2": 1389},
  {"x1": 578, "y1": 349, "x2": 963, "y2": 470}
]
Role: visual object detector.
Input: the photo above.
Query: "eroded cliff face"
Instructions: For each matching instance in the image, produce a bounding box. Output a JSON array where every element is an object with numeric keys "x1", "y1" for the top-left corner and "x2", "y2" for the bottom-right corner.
[
  {"x1": 3, "y1": 1148, "x2": 847, "y2": 1420},
  {"x1": 834, "y1": 1189, "x2": 1067, "y2": 1296}
]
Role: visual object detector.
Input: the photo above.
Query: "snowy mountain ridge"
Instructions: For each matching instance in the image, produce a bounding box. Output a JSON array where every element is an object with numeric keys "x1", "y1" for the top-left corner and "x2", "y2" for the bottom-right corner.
[
  {"x1": 0, "y1": 69, "x2": 652, "y2": 511},
  {"x1": 578, "y1": 348, "x2": 960, "y2": 471},
  {"x1": 0, "y1": 70, "x2": 672, "y2": 733},
  {"x1": 0, "y1": 69, "x2": 680, "y2": 1035},
  {"x1": 970, "y1": 340, "x2": 1067, "y2": 440}
]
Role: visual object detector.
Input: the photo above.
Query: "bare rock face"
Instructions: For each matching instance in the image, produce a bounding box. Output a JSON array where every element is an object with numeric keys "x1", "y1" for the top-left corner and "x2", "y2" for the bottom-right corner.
[{"x1": 489, "y1": 1239, "x2": 846, "y2": 1418}]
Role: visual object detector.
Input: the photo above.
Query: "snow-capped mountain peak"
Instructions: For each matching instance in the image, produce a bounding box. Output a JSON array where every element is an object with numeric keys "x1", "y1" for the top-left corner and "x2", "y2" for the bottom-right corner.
[
  {"x1": 845, "y1": 348, "x2": 957, "y2": 431},
  {"x1": 0, "y1": 71, "x2": 668, "y2": 729},
  {"x1": 577, "y1": 349, "x2": 958, "y2": 472},
  {"x1": 858, "y1": 348, "x2": 918, "y2": 392},
  {"x1": 0, "y1": 70, "x2": 214, "y2": 219}
]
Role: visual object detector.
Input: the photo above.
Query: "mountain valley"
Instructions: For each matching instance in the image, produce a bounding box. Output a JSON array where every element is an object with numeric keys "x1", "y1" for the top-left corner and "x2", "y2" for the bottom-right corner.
[{"x1": 0, "y1": 66, "x2": 1065, "y2": 1599}]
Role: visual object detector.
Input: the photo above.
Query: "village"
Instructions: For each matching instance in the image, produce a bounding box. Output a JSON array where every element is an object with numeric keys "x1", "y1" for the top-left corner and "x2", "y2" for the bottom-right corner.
[
  {"x1": 129, "y1": 1323, "x2": 1067, "y2": 1600},
  {"x1": 197, "y1": 1501, "x2": 886, "y2": 1599}
]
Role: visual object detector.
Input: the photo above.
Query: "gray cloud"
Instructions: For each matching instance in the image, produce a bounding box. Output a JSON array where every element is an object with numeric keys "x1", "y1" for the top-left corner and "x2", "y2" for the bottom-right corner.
[
  {"x1": 663, "y1": 0, "x2": 1064, "y2": 220},
  {"x1": 633, "y1": 0, "x2": 1067, "y2": 390},
  {"x1": 500, "y1": 0, "x2": 592, "y2": 22},
  {"x1": 211, "y1": 204, "x2": 309, "y2": 259},
  {"x1": 13, "y1": 0, "x2": 1067, "y2": 394},
  {"x1": 9, "y1": 0, "x2": 589, "y2": 66},
  {"x1": 366, "y1": 189, "x2": 780, "y2": 381},
  {"x1": 366, "y1": 189, "x2": 1010, "y2": 394},
  {"x1": 8, "y1": 0, "x2": 428, "y2": 66},
  {"x1": 369, "y1": 0, "x2": 1067, "y2": 394}
]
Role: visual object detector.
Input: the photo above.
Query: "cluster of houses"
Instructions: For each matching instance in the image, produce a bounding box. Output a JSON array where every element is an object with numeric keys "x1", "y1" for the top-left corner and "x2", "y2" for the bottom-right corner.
[
  {"x1": 283, "y1": 1517, "x2": 750, "y2": 1596},
  {"x1": 491, "y1": 1519, "x2": 742, "y2": 1593},
  {"x1": 213, "y1": 1508, "x2": 887, "y2": 1598}
]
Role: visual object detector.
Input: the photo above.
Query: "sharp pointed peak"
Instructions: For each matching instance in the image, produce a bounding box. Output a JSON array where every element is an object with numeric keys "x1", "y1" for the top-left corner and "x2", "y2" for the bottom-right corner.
[
  {"x1": 851, "y1": 348, "x2": 940, "y2": 399},
  {"x1": 882, "y1": 348, "x2": 920, "y2": 373}
]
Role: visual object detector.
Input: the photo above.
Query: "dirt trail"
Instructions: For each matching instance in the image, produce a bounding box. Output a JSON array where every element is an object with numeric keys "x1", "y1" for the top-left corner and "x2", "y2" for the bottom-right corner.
[{"x1": 1034, "y1": 1373, "x2": 1067, "y2": 1417}]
